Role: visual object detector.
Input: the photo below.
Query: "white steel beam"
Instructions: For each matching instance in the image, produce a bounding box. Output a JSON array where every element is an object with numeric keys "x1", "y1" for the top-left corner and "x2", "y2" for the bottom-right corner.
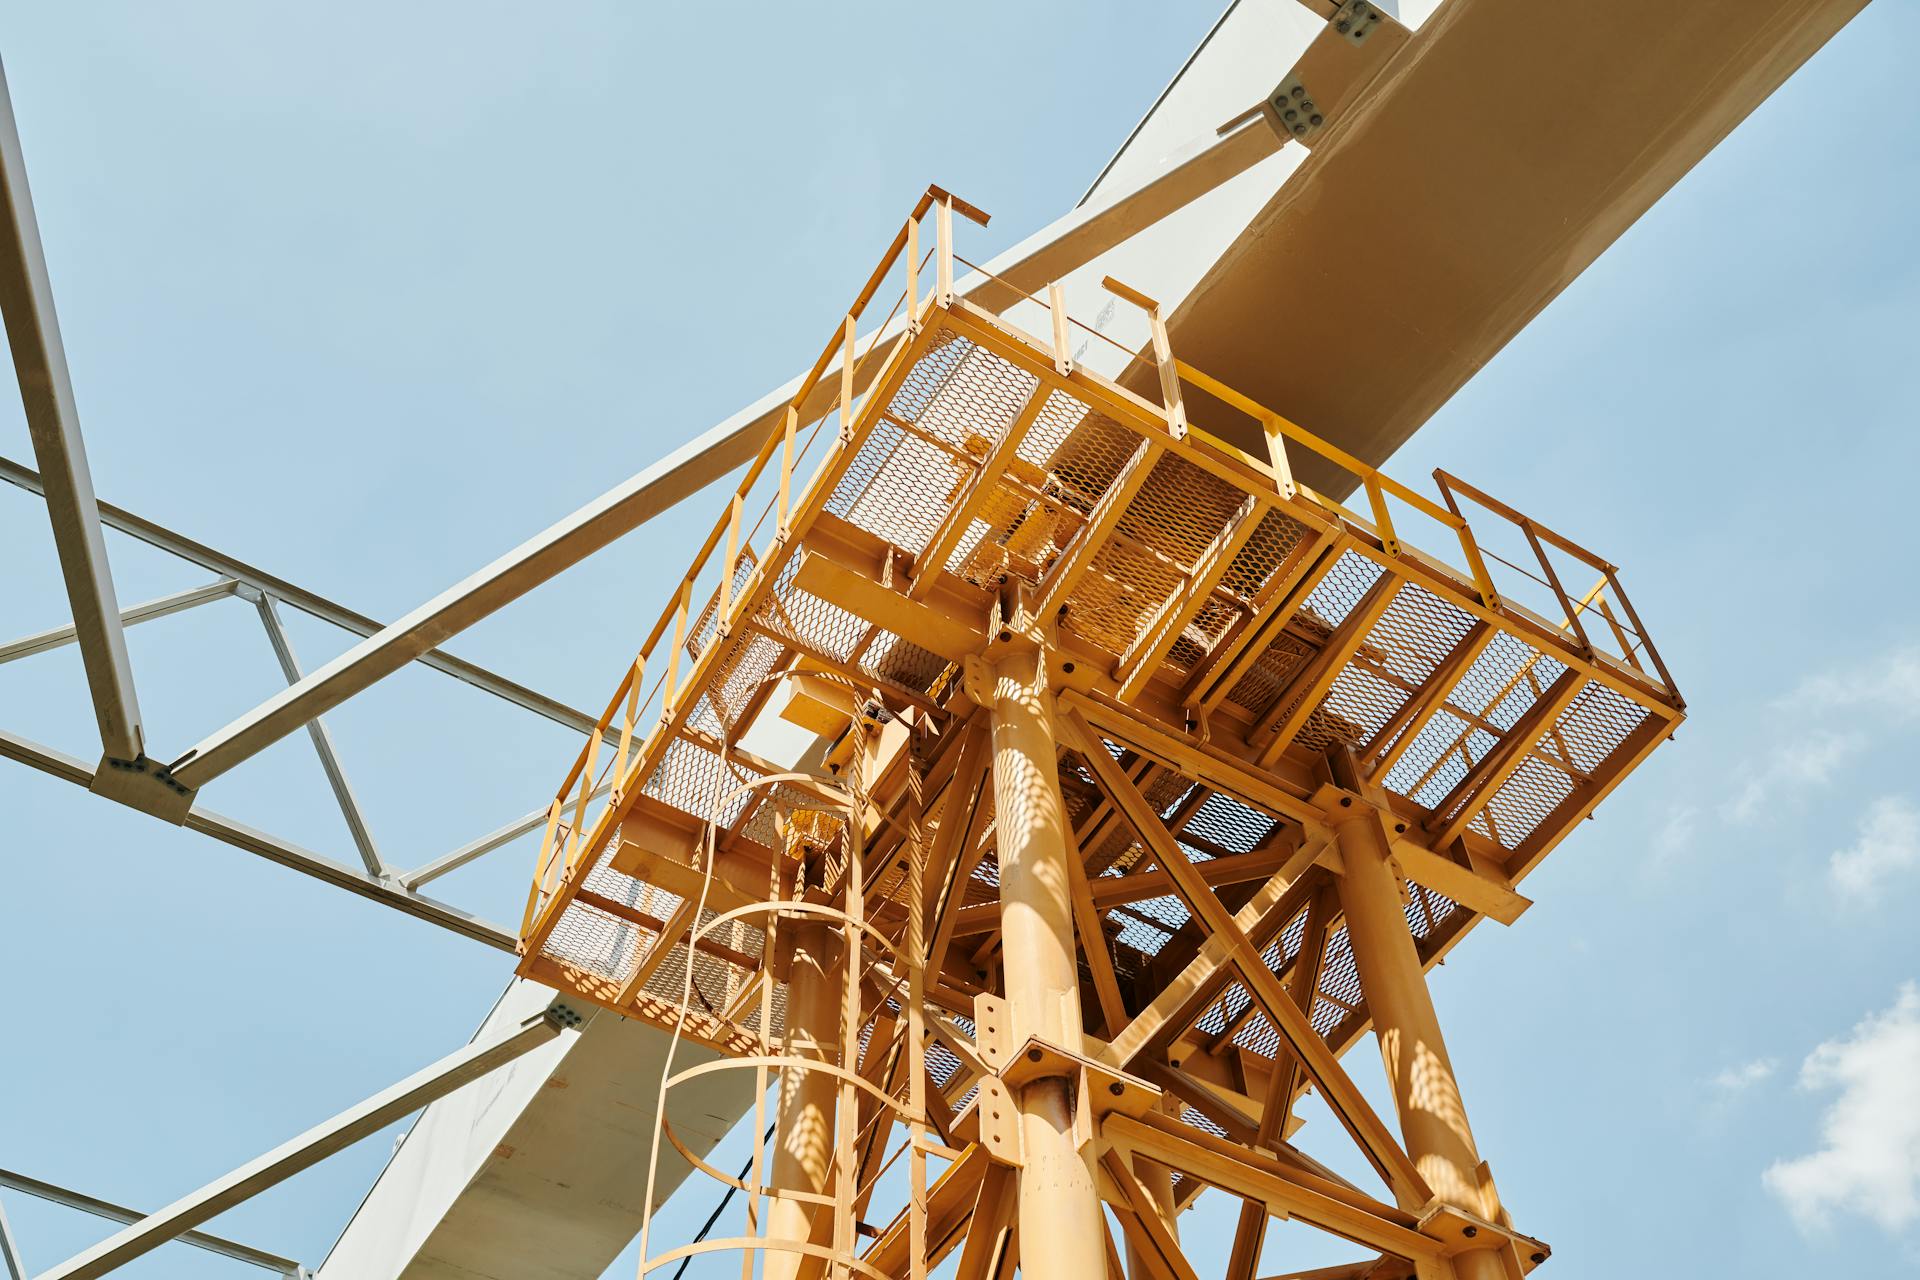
[
  {"x1": 162, "y1": 107, "x2": 1290, "y2": 793},
  {"x1": 0, "y1": 578, "x2": 239, "y2": 666},
  {"x1": 0, "y1": 59, "x2": 142, "y2": 762},
  {"x1": 0, "y1": 455, "x2": 593, "y2": 736},
  {"x1": 315, "y1": 979, "x2": 751, "y2": 1280},
  {"x1": 396, "y1": 775, "x2": 609, "y2": 891},
  {"x1": 0, "y1": 727, "x2": 514, "y2": 950},
  {"x1": 254, "y1": 596, "x2": 386, "y2": 878},
  {"x1": 0, "y1": 1169, "x2": 302, "y2": 1276},
  {"x1": 35, "y1": 1004, "x2": 577, "y2": 1280},
  {"x1": 0, "y1": 1195, "x2": 24, "y2": 1280}
]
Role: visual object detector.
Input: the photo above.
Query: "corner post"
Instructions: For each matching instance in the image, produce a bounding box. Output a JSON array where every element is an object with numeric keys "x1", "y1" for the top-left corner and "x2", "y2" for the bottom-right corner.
[{"x1": 1328, "y1": 775, "x2": 1504, "y2": 1279}]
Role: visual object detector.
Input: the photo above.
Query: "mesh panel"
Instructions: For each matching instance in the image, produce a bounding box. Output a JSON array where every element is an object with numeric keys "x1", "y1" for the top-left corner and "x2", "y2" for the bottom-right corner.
[
  {"x1": 1194, "y1": 903, "x2": 1309, "y2": 1038},
  {"x1": 947, "y1": 391, "x2": 1140, "y2": 592},
  {"x1": 1295, "y1": 583, "x2": 1474, "y2": 755},
  {"x1": 546, "y1": 898, "x2": 651, "y2": 986},
  {"x1": 1473, "y1": 679, "x2": 1651, "y2": 849},
  {"x1": 1181, "y1": 791, "x2": 1280, "y2": 856},
  {"x1": 1312, "y1": 925, "x2": 1362, "y2": 1037},
  {"x1": 1062, "y1": 451, "x2": 1246, "y2": 655},
  {"x1": 1383, "y1": 631, "x2": 1570, "y2": 809},
  {"x1": 1225, "y1": 631, "x2": 1315, "y2": 714},
  {"x1": 1302, "y1": 550, "x2": 1387, "y2": 630},
  {"x1": 525, "y1": 278, "x2": 1678, "y2": 1105}
]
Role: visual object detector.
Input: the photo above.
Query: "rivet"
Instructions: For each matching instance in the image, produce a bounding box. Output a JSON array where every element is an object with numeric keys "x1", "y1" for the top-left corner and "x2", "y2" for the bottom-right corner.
[
  {"x1": 1463, "y1": 1226, "x2": 1478, "y2": 1238},
  {"x1": 1309, "y1": 114, "x2": 1324, "y2": 127},
  {"x1": 1108, "y1": 1081, "x2": 1124, "y2": 1097},
  {"x1": 1340, "y1": 796, "x2": 1353, "y2": 808},
  {"x1": 997, "y1": 629, "x2": 1012, "y2": 642},
  {"x1": 1063, "y1": 662, "x2": 1076, "y2": 674},
  {"x1": 1395, "y1": 822, "x2": 1406, "y2": 833}
]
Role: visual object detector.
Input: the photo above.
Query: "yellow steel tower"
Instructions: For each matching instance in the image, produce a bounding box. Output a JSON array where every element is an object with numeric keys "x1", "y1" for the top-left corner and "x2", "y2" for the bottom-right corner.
[{"x1": 516, "y1": 187, "x2": 1681, "y2": 1280}]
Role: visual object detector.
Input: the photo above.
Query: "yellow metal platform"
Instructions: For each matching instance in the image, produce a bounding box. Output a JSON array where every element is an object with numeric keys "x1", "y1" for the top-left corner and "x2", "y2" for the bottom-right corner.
[{"x1": 514, "y1": 188, "x2": 1682, "y2": 1278}]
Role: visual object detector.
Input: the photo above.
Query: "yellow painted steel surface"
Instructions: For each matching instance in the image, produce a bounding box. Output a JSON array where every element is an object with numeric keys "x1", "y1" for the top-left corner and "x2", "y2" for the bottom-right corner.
[
  {"x1": 516, "y1": 190, "x2": 1678, "y2": 1055},
  {"x1": 514, "y1": 192, "x2": 1682, "y2": 1278}
]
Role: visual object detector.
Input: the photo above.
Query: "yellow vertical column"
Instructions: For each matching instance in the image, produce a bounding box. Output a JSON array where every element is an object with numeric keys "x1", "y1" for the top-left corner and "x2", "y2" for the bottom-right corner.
[
  {"x1": 1332, "y1": 801, "x2": 1503, "y2": 1280},
  {"x1": 765, "y1": 917, "x2": 843, "y2": 1280},
  {"x1": 977, "y1": 646, "x2": 1108, "y2": 1280}
]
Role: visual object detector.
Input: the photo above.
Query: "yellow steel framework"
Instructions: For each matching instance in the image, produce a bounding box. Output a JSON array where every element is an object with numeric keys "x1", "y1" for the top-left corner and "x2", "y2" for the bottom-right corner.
[{"x1": 515, "y1": 187, "x2": 1682, "y2": 1280}]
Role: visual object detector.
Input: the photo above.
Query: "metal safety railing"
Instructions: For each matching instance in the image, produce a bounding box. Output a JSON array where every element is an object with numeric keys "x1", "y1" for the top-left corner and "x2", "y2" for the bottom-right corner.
[
  {"x1": 521, "y1": 187, "x2": 1681, "y2": 950},
  {"x1": 521, "y1": 186, "x2": 989, "y2": 941}
]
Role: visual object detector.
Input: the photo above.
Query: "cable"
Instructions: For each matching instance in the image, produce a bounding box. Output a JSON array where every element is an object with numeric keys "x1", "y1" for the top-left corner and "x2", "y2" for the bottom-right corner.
[{"x1": 668, "y1": 1121, "x2": 778, "y2": 1280}]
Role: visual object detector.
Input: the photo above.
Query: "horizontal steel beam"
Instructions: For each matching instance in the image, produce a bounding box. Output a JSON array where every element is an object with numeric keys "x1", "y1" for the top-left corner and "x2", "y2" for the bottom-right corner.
[
  {"x1": 0, "y1": 578, "x2": 239, "y2": 666},
  {"x1": 0, "y1": 455, "x2": 591, "y2": 736},
  {"x1": 0, "y1": 1168, "x2": 302, "y2": 1276},
  {"x1": 0, "y1": 727, "x2": 515, "y2": 951},
  {"x1": 0, "y1": 59, "x2": 142, "y2": 762},
  {"x1": 161, "y1": 107, "x2": 1288, "y2": 792},
  {"x1": 396, "y1": 775, "x2": 609, "y2": 891},
  {"x1": 36, "y1": 1006, "x2": 574, "y2": 1280}
]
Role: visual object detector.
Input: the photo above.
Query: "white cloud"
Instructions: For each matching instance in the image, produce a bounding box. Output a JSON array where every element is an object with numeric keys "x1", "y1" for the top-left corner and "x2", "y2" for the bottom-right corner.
[
  {"x1": 1712, "y1": 1057, "x2": 1777, "y2": 1093},
  {"x1": 1649, "y1": 804, "x2": 1698, "y2": 868},
  {"x1": 1722, "y1": 730, "x2": 1861, "y2": 823},
  {"x1": 1782, "y1": 646, "x2": 1920, "y2": 719},
  {"x1": 1765, "y1": 983, "x2": 1920, "y2": 1234},
  {"x1": 1831, "y1": 796, "x2": 1920, "y2": 899}
]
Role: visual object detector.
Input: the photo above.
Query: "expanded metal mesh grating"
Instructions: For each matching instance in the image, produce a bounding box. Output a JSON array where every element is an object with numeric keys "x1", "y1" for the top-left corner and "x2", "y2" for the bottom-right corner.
[
  {"x1": 1063, "y1": 450, "x2": 1247, "y2": 655},
  {"x1": 1295, "y1": 581, "x2": 1475, "y2": 756},
  {"x1": 1182, "y1": 790, "x2": 1281, "y2": 856},
  {"x1": 1193, "y1": 901, "x2": 1311, "y2": 1039},
  {"x1": 525, "y1": 280, "x2": 1678, "y2": 1097}
]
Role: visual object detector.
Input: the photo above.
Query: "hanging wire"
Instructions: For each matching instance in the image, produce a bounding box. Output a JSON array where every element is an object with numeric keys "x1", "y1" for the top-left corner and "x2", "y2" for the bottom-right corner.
[{"x1": 667, "y1": 1121, "x2": 779, "y2": 1280}]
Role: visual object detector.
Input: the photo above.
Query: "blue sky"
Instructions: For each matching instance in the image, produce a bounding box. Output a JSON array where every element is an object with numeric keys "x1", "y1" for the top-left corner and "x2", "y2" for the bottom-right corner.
[{"x1": 2, "y1": 2, "x2": 1917, "y2": 1277}]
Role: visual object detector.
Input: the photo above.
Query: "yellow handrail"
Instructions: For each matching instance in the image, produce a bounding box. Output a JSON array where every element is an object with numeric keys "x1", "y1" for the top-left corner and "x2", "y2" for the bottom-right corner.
[{"x1": 527, "y1": 185, "x2": 988, "y2": 925}]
